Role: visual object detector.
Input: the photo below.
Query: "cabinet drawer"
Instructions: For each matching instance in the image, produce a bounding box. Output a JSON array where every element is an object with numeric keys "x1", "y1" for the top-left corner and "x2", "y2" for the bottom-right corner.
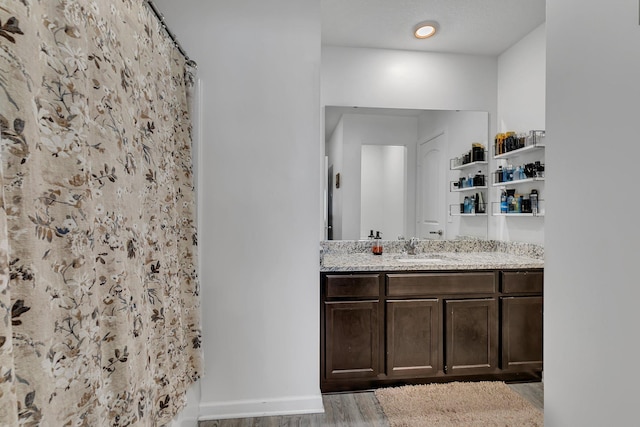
[
  {"x1": 325, "y1": 274, "x2": 380, "y2": 298},
  {"x1": 387, "y1": 272, "x2": 496, "y2": 296},
  {"x1": 501, "y1": 270, "x2": 543, "y2": 294}
]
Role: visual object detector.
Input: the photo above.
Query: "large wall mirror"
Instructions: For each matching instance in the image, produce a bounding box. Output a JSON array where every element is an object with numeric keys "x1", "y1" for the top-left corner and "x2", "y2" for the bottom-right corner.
[{"x1": 324, "y1": 106, "x2": 489, "y2": 241}]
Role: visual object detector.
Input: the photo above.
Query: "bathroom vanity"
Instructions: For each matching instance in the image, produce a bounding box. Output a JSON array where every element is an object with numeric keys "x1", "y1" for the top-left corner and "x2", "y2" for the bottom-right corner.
[{"x1": 320, "y1": 241, "x2": 543, "y2": 393}]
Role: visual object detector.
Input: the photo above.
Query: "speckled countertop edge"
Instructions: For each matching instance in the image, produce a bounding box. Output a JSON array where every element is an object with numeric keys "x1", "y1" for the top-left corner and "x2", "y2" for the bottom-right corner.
[{"x1": 320, "y1": 239, "x2": 544, "y2": 272}]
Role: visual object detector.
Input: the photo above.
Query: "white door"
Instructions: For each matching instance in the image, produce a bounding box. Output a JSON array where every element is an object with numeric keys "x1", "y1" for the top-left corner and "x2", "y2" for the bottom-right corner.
[{"x1": 416, "y1": 132, "x2": 446, "y2": 239}]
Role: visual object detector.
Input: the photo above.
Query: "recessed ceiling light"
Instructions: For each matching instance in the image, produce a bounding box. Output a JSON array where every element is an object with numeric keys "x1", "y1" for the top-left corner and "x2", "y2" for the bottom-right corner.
[{"x1": 414, "y1": 22, "x2": 438, "y2": 39}]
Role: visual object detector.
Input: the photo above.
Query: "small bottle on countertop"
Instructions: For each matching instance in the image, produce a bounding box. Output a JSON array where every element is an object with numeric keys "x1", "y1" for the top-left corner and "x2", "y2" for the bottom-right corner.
[{"x1": 372, "y1": 231, "x2": 383, "y2": 255}]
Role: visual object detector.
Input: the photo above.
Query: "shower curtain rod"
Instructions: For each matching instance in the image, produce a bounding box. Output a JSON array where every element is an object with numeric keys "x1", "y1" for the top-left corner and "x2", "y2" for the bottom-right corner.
[{"x1": 145, "y1": 0, "x2": 197, "y2": 68}]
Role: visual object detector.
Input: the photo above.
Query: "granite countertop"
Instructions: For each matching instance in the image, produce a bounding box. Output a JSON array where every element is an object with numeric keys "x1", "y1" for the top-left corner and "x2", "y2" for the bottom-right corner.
[
  {"x1": 320, "y1": 239, "x2": 544, "y2": 272},
  {"x1": 321, "y1": 251, "x2": 544, "y2": 272}
]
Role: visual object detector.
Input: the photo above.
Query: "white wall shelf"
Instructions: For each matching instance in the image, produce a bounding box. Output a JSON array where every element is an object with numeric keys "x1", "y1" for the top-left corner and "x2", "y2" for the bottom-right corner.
[
  {"x1": 491, "y1": 200, "x2": 544, "y2": 217},
  {"x1": 449, "y1": 204, "x2": 488, "y2": 216},
  {"x1": 494, "y1": 143, "x2": 544, "y2": 159},
  {"x1": 494, "y1": 212, "x2": 545, "y2": 217},
  {"x1": 451, "y1": 185, "x2": 488, "y2": 192},
  {"x1": 492, "y1": 177, "x2": 545, "y2": 187},
  {"x1": 450, "y1": 159, "x2": 488, "y2": 170},
  {"x1": 451, "y1": 147, "x2": 488, "y2": 217}
]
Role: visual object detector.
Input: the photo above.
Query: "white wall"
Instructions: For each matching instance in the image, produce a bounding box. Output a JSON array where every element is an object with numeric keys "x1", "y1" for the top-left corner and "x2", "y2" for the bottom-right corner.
[
  {"x1": 497, "y1": 24, "x2": 546, "y2": 133},
  {"x1": 322, "y1": 46, "x2": 498, "y2": 115},
  {"x1": 494, "y1": 23, "x2": 546, "y2": 244},
  {"x1": 545, "y1": 2, "x2": 640, "y2": 426},
  {"x1": 153, "y1": 0, "x2": 323, "y2": 421}
]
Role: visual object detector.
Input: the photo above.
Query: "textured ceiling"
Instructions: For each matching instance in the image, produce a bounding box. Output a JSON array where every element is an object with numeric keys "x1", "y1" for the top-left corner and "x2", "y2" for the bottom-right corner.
[{"x1": 321, "y1": 0, "x2": 545, "y2": 56}]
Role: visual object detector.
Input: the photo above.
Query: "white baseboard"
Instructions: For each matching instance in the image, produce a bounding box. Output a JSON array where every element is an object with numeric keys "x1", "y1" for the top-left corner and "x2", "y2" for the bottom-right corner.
[{"x1": 199, "y1": 394, "x2": 325, "y2": 421}]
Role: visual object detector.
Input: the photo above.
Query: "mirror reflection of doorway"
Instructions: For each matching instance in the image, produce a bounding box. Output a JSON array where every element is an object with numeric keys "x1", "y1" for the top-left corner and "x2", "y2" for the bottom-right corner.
[
  {"x1": 327, "y1": 164, "x2": 333, "y2": 240},
  {"x1": 417, "y1": 132, "x2": 446, "y2": 239}
]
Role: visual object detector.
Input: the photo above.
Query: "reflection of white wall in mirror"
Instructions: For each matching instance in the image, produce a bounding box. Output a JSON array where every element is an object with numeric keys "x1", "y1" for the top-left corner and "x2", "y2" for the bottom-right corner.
[
  {"x1": 325, "y1": 118, "x2": 345, "y2": 239},
  {"x1": 360, "y1": 145, "x2": 407, "y2": 240},
  {"x1": 327, "y1": 112, "x2": 418, "y2": 240}
]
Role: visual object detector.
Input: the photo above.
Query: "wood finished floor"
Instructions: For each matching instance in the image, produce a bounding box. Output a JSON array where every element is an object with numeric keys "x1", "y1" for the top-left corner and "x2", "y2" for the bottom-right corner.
[{"x1": 199, "y1": 381, "x2": 543, "y2": 427}]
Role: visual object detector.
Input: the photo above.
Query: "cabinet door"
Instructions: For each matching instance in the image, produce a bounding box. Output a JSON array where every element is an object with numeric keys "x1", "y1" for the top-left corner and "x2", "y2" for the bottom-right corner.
[
  {"x1": 387, "y1": 299, "x2": 439, "y2": 377},
  {"x1": 444, "y1": 298, "x2": 498, "y2": 375},
  {"x1": 501, "y1": 296, "x2": 543, "y2": 371},
  {"x1": 324, "y1": 301, "x2": 379, "y2": 380}
]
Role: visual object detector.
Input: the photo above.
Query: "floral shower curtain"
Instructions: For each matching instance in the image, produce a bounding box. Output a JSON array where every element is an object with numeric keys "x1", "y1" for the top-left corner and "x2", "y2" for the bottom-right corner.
[{"x1": 0, "y1": 0, "x2": 201, "y2": 425}]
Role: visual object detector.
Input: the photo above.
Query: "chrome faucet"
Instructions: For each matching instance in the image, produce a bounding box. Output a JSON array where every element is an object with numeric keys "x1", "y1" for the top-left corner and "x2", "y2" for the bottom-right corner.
[{"x1": 405, "y1": 237, "x2": 419, "y2": 255}]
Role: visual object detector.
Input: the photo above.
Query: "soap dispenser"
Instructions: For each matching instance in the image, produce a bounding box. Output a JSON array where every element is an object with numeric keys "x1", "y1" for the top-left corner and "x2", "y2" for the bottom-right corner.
[{"x1": 372, "y1": 231, "x2": 383, "y2": 255}]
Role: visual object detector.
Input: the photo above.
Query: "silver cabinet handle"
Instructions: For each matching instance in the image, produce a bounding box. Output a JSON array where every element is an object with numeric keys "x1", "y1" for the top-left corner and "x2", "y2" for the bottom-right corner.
[{"x1": 430, "y1": 230, "x2": 443, "y2": 236}]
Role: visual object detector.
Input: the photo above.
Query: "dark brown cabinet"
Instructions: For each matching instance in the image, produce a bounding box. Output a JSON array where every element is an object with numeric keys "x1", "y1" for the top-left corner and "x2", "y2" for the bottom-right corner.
[
  {"x1": 320, "y1": 268, "x2": 542, "y2": 392},
  {"x1": 500, "y1": 270, "x2": 543, "y2": 372},
  {"x1": 322, "y1": 274, "x2": 382, "y2": 386},
  {"x1": 324, "y1": 300, "x2": 380, "y2": 380},
  {"x1": 386, "y1": 299, "x2": 439, "y2": 377},
  {"x1": 444, "y1": 298, "x2": 498, "y2": 375}
]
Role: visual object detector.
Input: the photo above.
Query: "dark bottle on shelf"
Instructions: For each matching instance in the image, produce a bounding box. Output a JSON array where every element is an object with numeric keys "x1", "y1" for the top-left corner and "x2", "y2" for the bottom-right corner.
[
  {"x1": 472, "y1": 143, "x2": 485, "y2": 162},
  {"x1": 530, "y1": 190, "x2": 539, "y2": 215}
]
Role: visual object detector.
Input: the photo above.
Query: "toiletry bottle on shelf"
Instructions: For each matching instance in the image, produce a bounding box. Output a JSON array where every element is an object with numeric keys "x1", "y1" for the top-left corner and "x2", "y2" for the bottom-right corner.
[
  {"x1": 372, "y1": 231, "x2": 383, "y2": 255},
  {"x1": 472, "y1": 143, "x2": 485, "y2": 162},
  {"x1": 463, "y1": 196, "x2": 470, "y2": 213},
  {"x1": 476, "y1": 192, "x2": 485, "y2": 214},
  {"x1": 514, "y1": 165, "x2": 523, "y2": 181},
  {"x1": 500, "y1": 190, "x2": 508, "y2": 213},
  {"x1": 522, "y1": 195, "x2": 532, "y2": 213},
  {"x1": 459, "y1": 176, "x2": 466, "y2": 189},
  {"x1": 506, "y1": 164, "x2": 514, "y2": 182},
  {"x1": 530, "y1": 189, "x2": 539, "y2": 215},
  {"x1": 470, "y1": 195, "x2": 476, "y2": 214},
  {"x1": 506, "y1": 189, "x2": 516, "y2": 212}
]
